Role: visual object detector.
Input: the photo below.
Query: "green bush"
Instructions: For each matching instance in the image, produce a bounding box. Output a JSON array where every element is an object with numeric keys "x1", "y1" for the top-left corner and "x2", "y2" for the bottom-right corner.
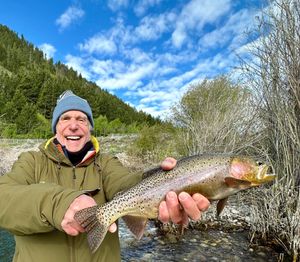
[
  {"x1": 31, "y1": 113, "x2": 52, "y2": 138},
  {"x1": 1, "y1": 123, "x2": 17, "y2": 138},
  {"x1": 128, "y1": 124, "x2": 178, "y2": 163}
]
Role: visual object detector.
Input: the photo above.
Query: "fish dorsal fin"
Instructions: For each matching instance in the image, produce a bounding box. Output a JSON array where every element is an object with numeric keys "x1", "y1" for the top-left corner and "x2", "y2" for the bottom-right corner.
[
  {"x1": 216, "y1": 197, "x2": 228, "y2": 216},
  {"x1": 122, "y1": 215, "x2": 148, "y2": 239},
  {"x1": 224, "y1": 177, "x2": 252, "y2": 189}
]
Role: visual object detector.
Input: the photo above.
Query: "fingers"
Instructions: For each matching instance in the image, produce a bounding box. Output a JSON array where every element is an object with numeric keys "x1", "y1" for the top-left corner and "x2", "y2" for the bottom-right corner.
[
  {"x1": 161, "y1": 157, "x2": 177, "y2": 171},
  {"x1": 192, "y1": 193, "x2": 210, "y2": 212},
  {"x1": 61, "y1": 221, "x2": 85, "y2": 236},
  {"x1": 108, "y1": 223, "x2": 117, "y2": 233},
  {"x1": 158, "y1": 191, "x2": 210, "y2": 226},
  {"x1": 178, "y1": 192, "x2": 201, "y2": 221},
  {"x1": 166, "y1": 191, "x2": 184, "y2": 224},
  {"x1": 61, "y1": 209, "x2": 85, "y2": 236},
  {"x1": 159, "y1": 191, "x2": 189, "y2": 225},
  {"x1": 158, "y1": 200, "x2": 169, "y2": 223},
  {"x1": 61, "y1": 195, "x2": 97, "y2": 236}
]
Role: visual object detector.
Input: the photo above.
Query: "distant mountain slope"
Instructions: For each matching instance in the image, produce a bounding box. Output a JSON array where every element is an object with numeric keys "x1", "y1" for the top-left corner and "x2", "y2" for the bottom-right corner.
[{"x1": 0, "y1": 24, "x2": 160, "y2": 133}]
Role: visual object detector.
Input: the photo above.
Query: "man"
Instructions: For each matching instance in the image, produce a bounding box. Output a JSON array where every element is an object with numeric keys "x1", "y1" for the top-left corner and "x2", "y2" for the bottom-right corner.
[{"x1": 0, "y1": 90, "x2": 210, "y2": 261}]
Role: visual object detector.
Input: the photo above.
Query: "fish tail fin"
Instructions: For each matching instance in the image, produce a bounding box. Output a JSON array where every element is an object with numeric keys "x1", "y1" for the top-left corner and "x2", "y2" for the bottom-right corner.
[{"x1": 74, "y1": 205, "x2": 110, "y2": 253}]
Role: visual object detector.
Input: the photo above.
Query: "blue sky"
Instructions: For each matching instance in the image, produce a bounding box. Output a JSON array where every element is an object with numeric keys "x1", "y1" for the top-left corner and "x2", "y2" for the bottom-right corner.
[{"x1": 0, "y1": 0, "x2": 266, "y2": 118}]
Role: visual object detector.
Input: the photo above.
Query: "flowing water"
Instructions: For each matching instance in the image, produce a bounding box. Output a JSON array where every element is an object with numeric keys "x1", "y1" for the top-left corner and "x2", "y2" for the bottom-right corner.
[
  {"x1": 1, "y1": 221, "x2": 282, "y2": 262},
  {"x1": 0, "y1": 228, "x2": 14, "y2": 262}
]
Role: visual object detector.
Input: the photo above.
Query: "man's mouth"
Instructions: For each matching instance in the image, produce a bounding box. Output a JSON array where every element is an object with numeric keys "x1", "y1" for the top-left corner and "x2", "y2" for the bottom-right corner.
[{"x1": 66, "y1": 136, "x2": 81, "y2": 141}]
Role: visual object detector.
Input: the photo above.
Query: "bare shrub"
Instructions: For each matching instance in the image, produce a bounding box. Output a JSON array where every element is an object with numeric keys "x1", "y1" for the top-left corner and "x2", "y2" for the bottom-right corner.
[
  {"x1": 240, "y1": 0, "x2": 300, "y2": 260},
  {"x1": 171, "y1": 76, "x2": 259, "y2": 155}
]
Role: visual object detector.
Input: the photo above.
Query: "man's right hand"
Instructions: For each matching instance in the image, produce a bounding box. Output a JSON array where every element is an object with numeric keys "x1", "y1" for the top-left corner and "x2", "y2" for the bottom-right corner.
[{"x1": 61, "y1": 194, "x2": 117, "y2": 236}]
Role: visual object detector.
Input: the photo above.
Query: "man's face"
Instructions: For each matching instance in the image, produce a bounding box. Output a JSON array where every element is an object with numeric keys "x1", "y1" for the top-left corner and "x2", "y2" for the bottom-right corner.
[{"x1": 55, "y1": 110, "x2": 91, "y2": 152}]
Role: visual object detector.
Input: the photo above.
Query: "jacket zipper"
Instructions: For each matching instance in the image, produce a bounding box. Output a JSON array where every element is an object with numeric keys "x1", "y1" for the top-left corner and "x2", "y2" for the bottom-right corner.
[
  {"x1": 71, "y1": 165, "x2": 76, "y2": 262},
  {"x1": 72, "y1": 166, "x2": 76, "y2": 179}
]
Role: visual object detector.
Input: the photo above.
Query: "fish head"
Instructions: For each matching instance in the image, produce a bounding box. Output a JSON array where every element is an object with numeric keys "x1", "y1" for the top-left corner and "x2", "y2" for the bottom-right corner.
[{"x1": 228, "y1": 157, "x2": 276, "y2": 187}]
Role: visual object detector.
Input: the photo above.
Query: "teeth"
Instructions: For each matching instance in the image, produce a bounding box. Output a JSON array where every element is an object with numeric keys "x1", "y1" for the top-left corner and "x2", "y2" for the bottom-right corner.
[{"x1": 66, "y1": 136, "x2": 80, "y2": 140}]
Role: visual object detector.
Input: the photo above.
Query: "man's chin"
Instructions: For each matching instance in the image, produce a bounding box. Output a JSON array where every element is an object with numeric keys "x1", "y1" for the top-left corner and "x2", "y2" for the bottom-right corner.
[{"x1": 65, "y1": 141, "x2": 84, "y2": 152}]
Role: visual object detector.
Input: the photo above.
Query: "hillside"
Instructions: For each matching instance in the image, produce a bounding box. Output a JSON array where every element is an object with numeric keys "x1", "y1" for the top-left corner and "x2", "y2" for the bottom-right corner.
[{"x1": 0, "y1": 24, "x2": 160, "y2": 137}]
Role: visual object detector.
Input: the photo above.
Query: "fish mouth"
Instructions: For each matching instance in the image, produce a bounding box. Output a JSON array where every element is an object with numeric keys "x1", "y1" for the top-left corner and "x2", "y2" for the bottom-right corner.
[{"x1": 251, "y1": 164, "x2": 276, "y2": 186}]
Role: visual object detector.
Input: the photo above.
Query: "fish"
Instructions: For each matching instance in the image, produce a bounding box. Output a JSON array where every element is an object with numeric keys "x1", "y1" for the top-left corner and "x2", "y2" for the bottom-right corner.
[{"x1": 74, "y1": 154, "x2": 275, "y2": 253}]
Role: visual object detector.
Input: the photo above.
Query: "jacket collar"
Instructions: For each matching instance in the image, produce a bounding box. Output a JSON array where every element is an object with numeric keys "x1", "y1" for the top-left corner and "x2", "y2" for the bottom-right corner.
[{"x1": 42, "y1": 135, "x2": 100, "y2": 165}]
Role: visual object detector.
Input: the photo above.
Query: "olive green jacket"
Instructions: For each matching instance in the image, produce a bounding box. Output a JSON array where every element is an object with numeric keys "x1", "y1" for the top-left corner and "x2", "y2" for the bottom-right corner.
[{"x1": 0, "y1": 136, "x2": 141, "y2": 262}]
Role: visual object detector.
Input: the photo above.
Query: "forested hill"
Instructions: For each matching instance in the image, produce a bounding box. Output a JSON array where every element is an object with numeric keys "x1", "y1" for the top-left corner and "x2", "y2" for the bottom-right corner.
[{"x1": 0, "y1": 24, "x2": 160, "y2": 137}]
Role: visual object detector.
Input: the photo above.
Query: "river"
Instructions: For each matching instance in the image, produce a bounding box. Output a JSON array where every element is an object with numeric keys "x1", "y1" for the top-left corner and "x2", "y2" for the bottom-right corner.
[{"x1": 1, "y1": 221, "x2": 282, "y2": 262}]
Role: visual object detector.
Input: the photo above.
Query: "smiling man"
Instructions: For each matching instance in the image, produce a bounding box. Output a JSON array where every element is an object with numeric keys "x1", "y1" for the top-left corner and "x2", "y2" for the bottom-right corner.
[{"x1": 0, "y1": 90, "x2": 210, "y2": 262}]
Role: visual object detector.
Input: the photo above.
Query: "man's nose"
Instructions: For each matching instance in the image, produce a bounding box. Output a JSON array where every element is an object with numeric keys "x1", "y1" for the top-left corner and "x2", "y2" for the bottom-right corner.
[{"x1": 68, "y1": 119, "x2": 80, "y2": 129}]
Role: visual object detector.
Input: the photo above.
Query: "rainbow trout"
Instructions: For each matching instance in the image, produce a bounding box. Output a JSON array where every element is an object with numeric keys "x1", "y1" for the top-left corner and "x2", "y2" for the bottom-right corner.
[{"x1": 74, "y1": 154, "x2": 275, "y2": 253}]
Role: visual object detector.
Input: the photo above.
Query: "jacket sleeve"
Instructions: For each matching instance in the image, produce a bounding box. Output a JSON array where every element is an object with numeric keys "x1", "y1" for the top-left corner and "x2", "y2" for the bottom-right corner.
[
  {"x1": 101, "y1": 154, "x2": 143, "y2": 201},
  {"x1": 0, "y1": 152, "x2": 83, "y2": 235}
]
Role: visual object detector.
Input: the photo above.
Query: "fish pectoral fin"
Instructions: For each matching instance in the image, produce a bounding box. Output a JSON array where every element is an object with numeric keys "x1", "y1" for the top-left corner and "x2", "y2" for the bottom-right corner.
[
  {"x1": 216, "y1": 197, "x2": 228, "y2": 217},
  {"x1": 122, "y1": 215, "x2": 148, "y2": 240},
  {"x1": 224, "y1": 177, "x2": 252, "y2": 189}
]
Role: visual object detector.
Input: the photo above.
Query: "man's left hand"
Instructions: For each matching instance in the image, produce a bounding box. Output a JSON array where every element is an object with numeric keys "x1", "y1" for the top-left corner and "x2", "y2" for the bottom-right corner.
[{"x1": 158, "y1": 157, "x2": 210, "y2": 226}]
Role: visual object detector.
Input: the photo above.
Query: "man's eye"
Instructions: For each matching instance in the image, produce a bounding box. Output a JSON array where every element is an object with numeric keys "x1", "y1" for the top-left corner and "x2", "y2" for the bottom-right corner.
[
  {"x1": 61, "y1": 117, "x2": 69, "y2": 121},
  {"x1": 78, "y1": 118, "x2": 87, "y2": 124}
]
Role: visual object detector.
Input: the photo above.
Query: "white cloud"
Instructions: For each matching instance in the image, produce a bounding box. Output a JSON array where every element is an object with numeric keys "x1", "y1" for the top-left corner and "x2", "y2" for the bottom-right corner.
[
  {"x1": 90, "y1": 59, "x2": 126, "y2": 79},
  {"x1": 65, "y1": 54, "x2": 91, "y2": 79},
  {"x1": 172, "y1": 0, "x2": 231, "y2": 48},
  {"x1": 134, "y1": 0, "x2": 162, "y2": 16},
  {"x1": 135, "y1": 12, "x2": 175, "y2": 41},
  {"x1": 90, "y1": 59, "x2": 115, "y2": 75},
  {"x1": 79, "y1": 35, "x2": 117, "y2": 55},
  {"x1": 56, "y1": 6, "x2": 85, "y2": 31},
  {"x1": 107, "y1": 0, "x2": 129, "y2": 11},
  {"x1": 39, "y1": 43, "x2": 56, "y2": 59},
  {"x1": 136, "y1": 104, "x2": 162, "y2": 117},
  {"x1": 58, "y1": 0, "x2": 264, "y2": 119},
  {"x1": 122, "y1": 48, "x2": 152, "y2": 64},
  {"x1": 77, "y1": 17, "x2": 135, "y2": 56},
  {"x1": 134, "y1": 90, "x2": 179, "y2": 118},
  {"x1": 199, "y1": 8, "x2": 257, "y2": 50},
  {"x1": 95, "y1": 62, "x2": 157, "y2": 90}
]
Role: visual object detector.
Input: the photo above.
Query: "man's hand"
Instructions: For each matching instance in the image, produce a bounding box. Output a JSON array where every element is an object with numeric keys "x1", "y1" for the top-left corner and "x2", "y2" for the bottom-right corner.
[
  {"x1": 61, "y1": 194, "x2": 117, "y2": 236},
  {"x1": 158, "y1": 191, "x2": 210, "y2": 226},
  {"x1": 158, "y1": 157, "x2": 210, "y2": 226}
]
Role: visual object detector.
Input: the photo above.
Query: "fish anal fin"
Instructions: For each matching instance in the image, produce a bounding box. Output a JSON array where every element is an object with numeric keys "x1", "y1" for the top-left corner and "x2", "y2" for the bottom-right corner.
[
  {"x1": 224, "y1": 177, "x2": 251, "y2": 189},
  {"x1": 216, "y1": 197, "x2": 228, "y2": 216},
  {"x1": 122, "y1": 215, "x2": 148, "y2": 239},
  {"x1": 74, "y1": 206, "x2": 109, "y2": 253}
]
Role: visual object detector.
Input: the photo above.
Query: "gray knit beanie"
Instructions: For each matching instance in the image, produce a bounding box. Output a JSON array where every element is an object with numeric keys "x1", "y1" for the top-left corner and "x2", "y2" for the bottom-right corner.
[{"x1": 51, "y1": 90, "x2": 94, "y2": 133}]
